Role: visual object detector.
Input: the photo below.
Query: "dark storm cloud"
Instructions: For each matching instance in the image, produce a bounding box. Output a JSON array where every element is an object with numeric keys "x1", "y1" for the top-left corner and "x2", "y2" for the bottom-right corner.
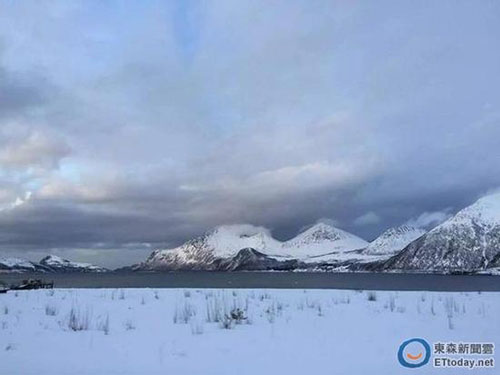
[
  {"x1": 0, "y1": 0, "x2": 500, "y2": 267},
  {"x1": 0, "y1": 66, "x2": 47, "y2": 119}
]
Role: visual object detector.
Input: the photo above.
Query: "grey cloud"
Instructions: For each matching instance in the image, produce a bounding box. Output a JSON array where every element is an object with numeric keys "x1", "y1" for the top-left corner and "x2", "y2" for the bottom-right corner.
[{"x1": 0, "y1": 65, "x2": 47, "y2": 119}]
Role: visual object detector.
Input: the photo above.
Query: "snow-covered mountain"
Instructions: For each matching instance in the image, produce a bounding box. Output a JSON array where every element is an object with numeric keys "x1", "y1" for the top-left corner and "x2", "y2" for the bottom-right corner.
[
  {"x1": 0, "y1": 255, "x2": 107, "y2": 273},
  {"x1": 40, "y1": 255, "x2": 108, "y2": 273},
  {"x1": 137, "y1": 225, "x2": 283, "y2": 271},
  {"x1": 136, "y1": 223, "x2": 370, "y2": 271},
  {"x1": 218, "y1": 248, "x2": 301, "y2": 271},
  {"x1": 0, "y1": 257, "x2": 51, "y2": 273},
  {"x1": 195, "y1": 224, "x2": 282, "y2": 258},
  {"x1": 363, "y1": 224, "x2": 426, "y2": 256},
  {"x1": 383, "y1": 192, "x2": 500, "y2": 272},
  {"x1": 280, "y1": 223, "x2": 368, "y2": 258},
  {"x1": 277, "y1": 222, "x2": 369, "y2": 263},
  {"x1": 6, "y1": 191, "x2": 500, "y2": 274}
]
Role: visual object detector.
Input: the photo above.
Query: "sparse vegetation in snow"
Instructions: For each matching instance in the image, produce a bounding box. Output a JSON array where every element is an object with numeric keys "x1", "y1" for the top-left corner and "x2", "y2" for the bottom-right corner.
[{"x1": 0, "y1": 288, "x2": 498, "y2": 374}]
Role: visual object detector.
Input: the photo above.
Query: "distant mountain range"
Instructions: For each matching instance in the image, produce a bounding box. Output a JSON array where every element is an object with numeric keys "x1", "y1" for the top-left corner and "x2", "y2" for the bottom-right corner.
[
  {"x1": 134, "y1": 223, "x2": 371, "y2": 271},
  {"x1": 132, "y1": 192, "x2": 500, "y2": 275},
  {"x1": 130, "y1": 222, "x2": 412, "y2": 273},
  {"x1": 0, "y1": 255, "x2": 108, "y2": 273},
  {"x1": 2, "y1": 192, "x2": 500, "y2": 275}
]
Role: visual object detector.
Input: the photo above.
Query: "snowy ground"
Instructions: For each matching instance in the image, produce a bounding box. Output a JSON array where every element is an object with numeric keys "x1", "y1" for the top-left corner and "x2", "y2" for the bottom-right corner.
[{"x1": 0, "y1": 288, "x2": 498, "y2": 375}]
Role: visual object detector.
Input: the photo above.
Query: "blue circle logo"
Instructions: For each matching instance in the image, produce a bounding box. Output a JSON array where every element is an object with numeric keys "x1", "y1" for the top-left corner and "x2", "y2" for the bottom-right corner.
[{"x1": 398, "y1": 338, "x2": 431, "y2": 368}]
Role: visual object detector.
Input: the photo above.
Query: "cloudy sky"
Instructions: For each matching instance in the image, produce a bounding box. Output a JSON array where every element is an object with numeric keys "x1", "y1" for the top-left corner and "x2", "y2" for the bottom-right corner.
[{"x1": 0, "y1": 1, "x2": 499, "y2": 267}]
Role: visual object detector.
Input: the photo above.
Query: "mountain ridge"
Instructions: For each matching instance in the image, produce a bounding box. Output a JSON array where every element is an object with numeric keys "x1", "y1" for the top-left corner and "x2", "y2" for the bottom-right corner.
[
  {"x1": 3, "y1": 193, "x2": 500, "y2": 274},
  {"x1": 0, "y1": 255, "x2": 108, "y2": 273},
  {"x1": 382, "y1": 192, "x2": 500, "y2": 272},
  {"x1": 137, "y1": 222, "x2": 375, "y2": 271}
]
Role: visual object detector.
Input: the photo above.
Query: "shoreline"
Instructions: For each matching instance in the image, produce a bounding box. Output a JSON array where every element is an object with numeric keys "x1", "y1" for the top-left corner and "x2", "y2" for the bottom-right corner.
[{"x1": 1, "y1": 271, "x2": 500, "y2": 292}]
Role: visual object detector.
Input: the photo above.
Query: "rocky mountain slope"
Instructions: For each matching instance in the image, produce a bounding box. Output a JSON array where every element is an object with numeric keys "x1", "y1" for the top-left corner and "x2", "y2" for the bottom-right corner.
[
  {"x1": 136, "y1": 223, "x2": 372, "y2": 271},
  {"x1": 278, "y1": 222, "x2": 369, "y2": 261},
  {"x1": 137, "y1": 225, "x2": 283, "y2": 271},
  {"x1": 137, "y1": 225, "x2": 278, "y2": 271},
  {"x1": 362, "y1": 224, "x2": 426, "y2": 256},
  {"x1": 40, "y1": 255, "x2": 108, "y2": 273},
  {"x1": 0, "y1": 258, "x2": 52, "y2": 273},
  {"x1": 217, "y1": 248, "x2": 301, "y2": 271},
  {"x1": 0, "y1": 255, "x2": 108, "y2": 273},
  {"x1": 383, "y1": 192, "x2": 500, "y2": 273}
]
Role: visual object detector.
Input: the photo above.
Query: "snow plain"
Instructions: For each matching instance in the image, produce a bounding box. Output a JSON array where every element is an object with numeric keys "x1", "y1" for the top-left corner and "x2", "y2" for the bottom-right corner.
[{"x1": 0, "y1": 288, "x2": 498, "y2": 375}]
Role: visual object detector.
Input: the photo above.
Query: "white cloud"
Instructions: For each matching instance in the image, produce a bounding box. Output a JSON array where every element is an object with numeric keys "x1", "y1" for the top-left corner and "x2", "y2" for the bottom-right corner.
[
  {"x1": 353, "y1": 212, "x2": 381, "y2": 227},
  {"x1": 406, "y1": 210, "x2": 452, "y2": 229},
  {"x1": 0, "y1": 191, "x2": 32, "y2": 212},
  {"x1": 0, "y1": 127, "x2": 70, "y2": 170}
]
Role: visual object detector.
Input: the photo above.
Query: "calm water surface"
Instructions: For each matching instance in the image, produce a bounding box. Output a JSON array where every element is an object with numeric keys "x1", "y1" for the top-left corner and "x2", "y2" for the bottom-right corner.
[{"x1": 1, "y1": 272, "x2": 499, "y2": 291}]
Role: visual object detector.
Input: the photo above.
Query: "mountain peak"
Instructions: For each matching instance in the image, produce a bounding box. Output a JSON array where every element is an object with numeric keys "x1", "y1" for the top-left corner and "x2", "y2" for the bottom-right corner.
[
  {"x1": 40, "y1": 255, "x2": 107, "y2": 272},
  {"x1": 298, "y1": 222, "x2": 353, "y2": 241},
  {"x1": 384, "y1": 192, "x2": 500, "y2": 272},
  {"x1": 209, "y1": 224, "x2": 273, "y2": 240},
  {"x1": 438, "y1": 192, "x2": 500, "y2": 230},
  {"x1": 141, "y1": 224, "x2": 282, "y2": 270},
  {"x1": 0, "y1": 257, "x2": 38, "y2": 271},
  {"x1": 279, "y1": 222, "x2": 368, "y2": 260},
  {"x1": 363, "y1": 224, "x2": 426, "y2": 256},
  {"x1": 40, "y1": 255, "x2": 65, "y2": 264},
  {"x1": 203, "y1": 224, "x2": 281, "y2": 258}
]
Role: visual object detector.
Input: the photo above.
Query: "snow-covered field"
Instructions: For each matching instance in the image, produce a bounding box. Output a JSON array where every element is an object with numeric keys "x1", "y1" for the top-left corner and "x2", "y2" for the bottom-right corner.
[{"x1": 0, "y1": 288, "x2": 498, "y2": 374}]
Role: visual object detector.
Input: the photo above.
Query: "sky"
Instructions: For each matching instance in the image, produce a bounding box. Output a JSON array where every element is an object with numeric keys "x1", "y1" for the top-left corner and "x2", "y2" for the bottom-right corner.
[{"x1": 0, "y1": 0, "x2": 499, "y2": 268}]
